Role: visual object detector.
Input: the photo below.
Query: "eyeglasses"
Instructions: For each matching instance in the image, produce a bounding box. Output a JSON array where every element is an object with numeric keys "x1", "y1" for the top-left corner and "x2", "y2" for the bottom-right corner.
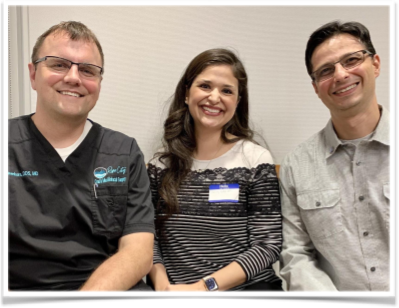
[
  {"x1": 34, "y1": 56, "x2": 103, "y2": 79},
  {"x1": 311, "y1": 50, "x2": 373, "y2": 83}
]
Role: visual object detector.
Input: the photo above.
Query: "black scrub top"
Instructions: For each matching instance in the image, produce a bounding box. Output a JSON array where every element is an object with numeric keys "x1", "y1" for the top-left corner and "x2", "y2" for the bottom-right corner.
[{"x1": 8, "y1": 115, "x2": 154, "y2": 290}]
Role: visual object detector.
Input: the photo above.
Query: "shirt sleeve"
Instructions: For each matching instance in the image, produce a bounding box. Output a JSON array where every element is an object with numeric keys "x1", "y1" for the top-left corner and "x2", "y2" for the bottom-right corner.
[
  {"x1": 278, "y1": 156, "x2": 337, "y2": 291},
  {"x1": 234, "y1": 161, "x2": 282, "y2": 281},
  {"x1": 146, "y1": 163, "x2": 164, "y2": 265},
  {"x1": 122, "y1": 139, "x2": 155, "y2": 236}
]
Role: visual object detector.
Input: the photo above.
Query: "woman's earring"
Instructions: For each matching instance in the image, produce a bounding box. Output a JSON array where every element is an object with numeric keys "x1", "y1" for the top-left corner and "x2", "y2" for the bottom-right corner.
[{"x1": 185, "y1": 98, "x2": 188, "y2": 104}]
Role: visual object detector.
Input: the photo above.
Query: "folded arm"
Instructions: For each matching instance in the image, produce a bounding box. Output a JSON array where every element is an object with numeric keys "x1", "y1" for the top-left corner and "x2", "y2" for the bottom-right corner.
[
  {"x1": 151, "y1": 262, "x2": 246, "y2": 291},
  {"x1": 81, "y1": 140, "x2": 155, "y2": 291},
  {"x1": 80, "y1": 232, "x2": 154, "y2": 291}
]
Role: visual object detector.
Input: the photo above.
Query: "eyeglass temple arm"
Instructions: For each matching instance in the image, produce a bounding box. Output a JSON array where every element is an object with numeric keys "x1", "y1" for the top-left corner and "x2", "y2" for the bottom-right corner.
[{"x1": 34, "y1": 56, "x2": 47, "y2": 64}]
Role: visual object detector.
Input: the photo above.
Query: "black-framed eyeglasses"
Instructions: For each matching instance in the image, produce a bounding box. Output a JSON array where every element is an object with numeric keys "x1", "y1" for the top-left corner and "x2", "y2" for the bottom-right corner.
[
  {"x1": 311, "y1": 50, "x2": 373, "y2": 83},
  {"x1": 34, "y1": 56, "x2": 103, "y2": 79}
]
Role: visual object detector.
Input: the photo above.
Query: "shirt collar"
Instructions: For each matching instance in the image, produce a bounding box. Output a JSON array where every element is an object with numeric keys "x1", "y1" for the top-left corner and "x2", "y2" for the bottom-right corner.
[
  {"x1": 324, "y1": 105, "x2": 390, "y2": 159},
  {"x1": 372, "y1": 105, "x2": 390, "y2": 146},
  {"x1": 324, "y1": 119, "x2": 341, "y2": 159}
]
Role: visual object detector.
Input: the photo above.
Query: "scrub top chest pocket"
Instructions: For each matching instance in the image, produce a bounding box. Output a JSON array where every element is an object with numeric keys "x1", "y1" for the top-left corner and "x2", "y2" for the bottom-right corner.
[
  {"x1": 91, "y1": 185, "x2": 128, "y2": 239},
  {"x1": 297, "y1": 189, "x2": 343, "y2": 240}
]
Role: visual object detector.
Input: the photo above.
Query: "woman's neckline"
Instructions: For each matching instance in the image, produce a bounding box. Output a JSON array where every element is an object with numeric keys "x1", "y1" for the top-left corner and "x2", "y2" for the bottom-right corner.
[{"x1": 193, "y1": 139, "x2": 244, "y2": 163}]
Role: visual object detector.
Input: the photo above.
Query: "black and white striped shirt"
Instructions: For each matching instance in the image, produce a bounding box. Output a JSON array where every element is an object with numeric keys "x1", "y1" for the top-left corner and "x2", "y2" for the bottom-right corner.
[{"x1": 147, "y1": 140, "x2": 282, "y2": 290}]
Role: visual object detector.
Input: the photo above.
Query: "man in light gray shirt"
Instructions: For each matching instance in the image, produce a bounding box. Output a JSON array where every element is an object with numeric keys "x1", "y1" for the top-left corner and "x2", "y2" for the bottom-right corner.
[{"x1": 279, "y1": 21, "x2": 389, "y2": 291}]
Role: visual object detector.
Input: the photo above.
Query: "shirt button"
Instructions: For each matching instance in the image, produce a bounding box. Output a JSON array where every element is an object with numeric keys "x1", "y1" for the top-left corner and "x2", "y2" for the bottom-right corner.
[
  {"x1": 359, "y1": 195, "x2": 365, "y2": 201},
  {"x1": 315, "y1": 201, "x2": 321, "y2": 207},
  {"x1": 356, "y1": 161, "x2": 361, "y2": 166},
  {"x1": 363, "y1": 231, "x2": 369, "y2": 236},
  {"x1": 370, "y1": 267, "x2": 376, "y2": 272}
]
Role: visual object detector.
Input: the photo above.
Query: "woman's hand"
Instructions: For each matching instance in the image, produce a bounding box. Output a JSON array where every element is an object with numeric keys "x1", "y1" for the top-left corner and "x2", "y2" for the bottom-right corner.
[{"x1": 164, "y1": 280, "x2": 206, "y2": 291}]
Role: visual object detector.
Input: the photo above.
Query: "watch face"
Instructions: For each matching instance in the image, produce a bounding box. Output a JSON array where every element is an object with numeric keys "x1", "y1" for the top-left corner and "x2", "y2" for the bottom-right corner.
[{"x1": 205, "y1": 278, "x2": 218, "y2": 291}]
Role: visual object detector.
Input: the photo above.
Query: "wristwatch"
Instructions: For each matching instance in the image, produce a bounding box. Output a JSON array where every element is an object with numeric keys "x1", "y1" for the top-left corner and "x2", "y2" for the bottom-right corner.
[{"x1": 202, "y1": 276, "x2": 219, "y2": 291}]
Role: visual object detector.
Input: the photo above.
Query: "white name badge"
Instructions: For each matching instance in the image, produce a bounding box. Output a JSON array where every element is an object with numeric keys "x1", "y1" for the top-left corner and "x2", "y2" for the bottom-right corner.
[{"x1": 208, "y1": 184, "x2": 239, "y2": 203}]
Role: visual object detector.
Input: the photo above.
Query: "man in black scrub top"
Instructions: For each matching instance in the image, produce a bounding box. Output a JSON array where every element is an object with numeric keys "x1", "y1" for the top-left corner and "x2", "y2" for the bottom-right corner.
[{"x1": 8, "y1": 21, "x2": 155, "y2": 291}]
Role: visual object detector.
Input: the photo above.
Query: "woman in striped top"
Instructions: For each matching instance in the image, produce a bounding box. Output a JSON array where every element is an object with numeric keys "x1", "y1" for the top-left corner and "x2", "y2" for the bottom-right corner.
[{"x1": 147, "y1": 48, "x2": 282, "y2": 291}]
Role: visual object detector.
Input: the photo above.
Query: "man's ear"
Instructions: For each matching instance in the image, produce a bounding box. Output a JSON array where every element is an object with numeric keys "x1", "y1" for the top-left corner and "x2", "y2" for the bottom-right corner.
[
  {"x1": 312, "y1": 80, "x2": 318, "y2": 96},
  {"x1": 28, "y1": 63, "x2": 37, "y2": 90},
  {"x1": 372, "y1": 54, "x2": 381, "y2": 78}
]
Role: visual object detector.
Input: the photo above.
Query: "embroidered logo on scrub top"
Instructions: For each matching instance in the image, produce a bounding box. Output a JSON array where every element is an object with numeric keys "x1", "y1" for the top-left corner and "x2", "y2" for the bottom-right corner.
[
  {"x1": 8, "y1": 170, "x2": 39, "y2": 177},
  {"x1": 93, "y1": 166, "x2": 127, "y2": 185},
  {"x1": 94, "y1": 167, "x2": 108, "y2": 179}
]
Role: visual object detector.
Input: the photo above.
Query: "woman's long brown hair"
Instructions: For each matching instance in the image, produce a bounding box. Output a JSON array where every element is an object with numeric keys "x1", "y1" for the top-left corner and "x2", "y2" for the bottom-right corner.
[{"x1": 154, "y1": 48, "x2": 255, "y2": 235}]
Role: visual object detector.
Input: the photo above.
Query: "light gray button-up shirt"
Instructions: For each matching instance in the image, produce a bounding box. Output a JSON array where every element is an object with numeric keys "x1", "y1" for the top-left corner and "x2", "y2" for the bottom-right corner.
[{"x1": 279, "y1": 106, "x2": 390, "y2": 291}]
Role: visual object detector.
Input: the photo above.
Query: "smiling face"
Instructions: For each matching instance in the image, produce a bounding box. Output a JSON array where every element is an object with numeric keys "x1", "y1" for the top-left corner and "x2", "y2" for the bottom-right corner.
[
  {"x1": 28, "y1": 31, "x2": 102, "y2": 122},
  {"x1": 186, "y1": 65, "x2": 239, "y2": 135},
  {"x1": 311, "y1": 34, "x2": 380, "y2": 116}
]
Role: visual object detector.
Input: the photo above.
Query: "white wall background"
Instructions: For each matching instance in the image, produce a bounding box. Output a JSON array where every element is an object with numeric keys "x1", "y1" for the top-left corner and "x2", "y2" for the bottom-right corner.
[{"x1": 8, "y1": 5, "x2": 390, "y2": 164}]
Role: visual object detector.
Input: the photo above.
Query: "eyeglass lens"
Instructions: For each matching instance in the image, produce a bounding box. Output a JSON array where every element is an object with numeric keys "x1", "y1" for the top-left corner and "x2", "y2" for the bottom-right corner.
[
  {"x1": 313, "y1": 51, "x2": 367, "y2": 82},
  {"x1": 44, "y1": 57, "x2": 101, "y2": 78}
]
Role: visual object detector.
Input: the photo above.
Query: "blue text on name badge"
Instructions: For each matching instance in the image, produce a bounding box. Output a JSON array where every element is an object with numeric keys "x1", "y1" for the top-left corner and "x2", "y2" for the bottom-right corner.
[{"x1": 209, "y1": 183, "x2": 239, "y2": 203}]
